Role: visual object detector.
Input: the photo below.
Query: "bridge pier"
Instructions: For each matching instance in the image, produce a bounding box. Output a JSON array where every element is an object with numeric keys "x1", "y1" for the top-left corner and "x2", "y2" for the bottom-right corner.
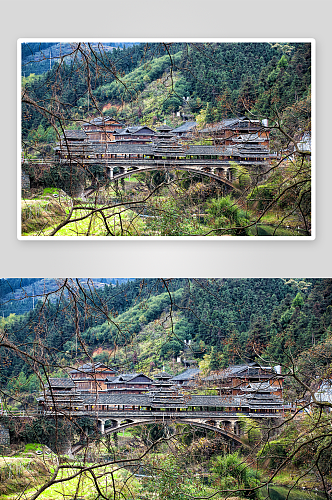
[{"x1": 98, "y1": 419, "x2": 106, "y2": 434}]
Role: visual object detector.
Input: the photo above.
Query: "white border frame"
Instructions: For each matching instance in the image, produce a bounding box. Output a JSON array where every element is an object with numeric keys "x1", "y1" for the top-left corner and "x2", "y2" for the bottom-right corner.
[{"x1": 17, "y1": 38, "x2": 316, "y2": 241}]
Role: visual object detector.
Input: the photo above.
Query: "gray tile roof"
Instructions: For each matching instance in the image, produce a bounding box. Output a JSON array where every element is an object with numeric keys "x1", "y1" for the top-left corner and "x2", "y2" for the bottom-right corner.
[
  {"x1": 78, "y1": 392, "x2": 284, "y2": 409},
  {"x1": 82, "y1": 117, "x2": 122, "y2": 126},
  {"x1": 48, "y1": 378, "x2": 75, "y2": 388},
  {"x1": 171, "y1": 121, "x2": 197, "y2": 133},
  {"x1": 171, "y1": 368, "x2": 200, "y2": 381},
  {"x1": 103, "y1": 143, "x2": 226, "y2": 156},
  {"x1": 70, "y1": 363, "x2": 117, "y2": 374},
  {"x1": 154, "y1": 372, "x2": 173, "y2": 379},
  {"x1": 107, "y1": 373, "x2": 154, "y2": 384},
  {"x1": 203, "y1": 364, "x2": 277, "y2": 382},
  {"x1": 39, "y1": 382, "x2": 286, "y2": 410},
  {"x1": 114, "y1": 126, "x2": 155, "y2": 136},
  {"x1": 128, "y1": 126, "x2": 155, "y2": 134},
  {"x1": 56, "y1": 133, "x2": 273, "y2": 161},
  {"x1": 199, "y1": 118, "x2": 241, "y2": 133},
  {"x1": 62, "y1": 130, "x2": 87, "y2": 140},
  {"x1": 199, "y1": 117, "x2": 263, "y2": 134},
  {"x1": 203, "y1": 364, "x2": 259, "y2": 381},
  {"x1": 156, "y1": 125, "x2": 173, "y2": 131}
]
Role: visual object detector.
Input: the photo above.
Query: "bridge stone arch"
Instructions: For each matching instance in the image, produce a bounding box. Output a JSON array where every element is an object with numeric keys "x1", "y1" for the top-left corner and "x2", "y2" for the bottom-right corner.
[
  {"x1": 71, "y1": 416, "x2": 244, "y2": 455},
  {"x1": 105, "y1": 165, "x2": 236, "y2": 189}
]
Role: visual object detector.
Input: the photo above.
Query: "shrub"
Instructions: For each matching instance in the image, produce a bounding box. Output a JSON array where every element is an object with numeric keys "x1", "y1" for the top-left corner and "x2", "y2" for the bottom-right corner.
[{"x1": 257, "y1": 439, "x2": 289, "y2": 468}]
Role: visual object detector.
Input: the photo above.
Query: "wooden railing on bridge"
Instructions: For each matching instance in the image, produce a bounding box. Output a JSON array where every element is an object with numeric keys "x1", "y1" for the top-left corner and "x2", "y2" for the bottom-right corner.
[
  {"x1": 0, "y1": 409, "x2": 39, "y2": 417},
  {"x1": 36, "y1": 409, "x2": 287, "y2": 419}
]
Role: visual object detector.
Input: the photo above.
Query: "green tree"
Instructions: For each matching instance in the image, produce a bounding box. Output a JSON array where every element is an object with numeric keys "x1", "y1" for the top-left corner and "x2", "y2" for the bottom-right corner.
[
  {"x1": 209, "y1": 347, "x2": 221, "y2": 371},
  {"x1": 210, "y1": 451, "x2": 260, "y2": 498},
  {"x1": 292, "y1": 292, "x2": 304, "y2": 308}
]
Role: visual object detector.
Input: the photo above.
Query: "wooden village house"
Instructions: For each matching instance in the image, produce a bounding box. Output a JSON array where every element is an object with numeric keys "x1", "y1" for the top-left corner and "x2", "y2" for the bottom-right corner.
[
  {"x1": 105, "y1": 373, "x2": 154, "y2": 394},
  {"x1": 82, "y1": 116, "x2": 123, "y2": 142},
  {"x1": 202, "y1": 363, "x2": 283, "y2": 398},
  {"x1": 69, "y1": 363, "x2": 118, "y2": 393}
]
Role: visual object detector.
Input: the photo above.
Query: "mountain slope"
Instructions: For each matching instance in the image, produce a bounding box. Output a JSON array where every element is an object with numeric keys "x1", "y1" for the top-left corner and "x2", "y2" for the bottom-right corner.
[
  {"x1": 2, "y1": 278, "x2": 330, "y2": 390},
  {"x1": 0, "y1": 278, "x2": 133, "y2": 316}
]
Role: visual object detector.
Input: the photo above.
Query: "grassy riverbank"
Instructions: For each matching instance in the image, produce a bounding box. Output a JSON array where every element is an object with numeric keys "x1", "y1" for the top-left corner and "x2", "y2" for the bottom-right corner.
[{"x1": 1, "y1": 440, "x2": 329, "y2": 500}]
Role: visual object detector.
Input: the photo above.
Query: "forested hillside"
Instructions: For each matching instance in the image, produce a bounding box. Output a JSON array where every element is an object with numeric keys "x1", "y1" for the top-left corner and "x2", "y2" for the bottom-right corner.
[
  {"x1": 21, "y1": 41, "x2": 311, "y2": 137},
  {"x1": 1, "y1": 278, "x2": 330, "y2": 393},
  {"x1": 21, "y1": 41, "x2": 138, "y2": 76},
  {"x1": 0, "y1": 278, "x2": 133, "y2": 317}
]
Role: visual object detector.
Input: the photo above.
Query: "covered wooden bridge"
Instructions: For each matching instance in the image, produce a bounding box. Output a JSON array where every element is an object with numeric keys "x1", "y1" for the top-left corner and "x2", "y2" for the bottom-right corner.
[{"x1": 51, "y1": 130, "x2": 275, "y2": 191}]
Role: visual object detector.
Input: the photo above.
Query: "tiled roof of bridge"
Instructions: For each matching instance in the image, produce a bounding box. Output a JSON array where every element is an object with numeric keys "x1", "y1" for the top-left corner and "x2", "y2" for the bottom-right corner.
[
  {"x1": 38, "y1": 389, "x2": 289, "y2": 409},
  {"x1": 56, "y1": 134, "x2": 272, "y2": 158},
  {"x1": 84, "y1": 394, "x2": 148, "y2": 405},
  {"x1": 101, "y1": 143, "x2": 226, "y2": 156},
  {"x1": 55, "y1": 141, "x2": 273, "y2": 160},
  {"x1": 96, "y1": 144, "x2": 150, "y2": 154},
  {"x1": 81, "y1": 393, "x2": 246, "y2": 407},
  {"x1": 38, "y1": 386, "x2": 288, "y2": 409}
]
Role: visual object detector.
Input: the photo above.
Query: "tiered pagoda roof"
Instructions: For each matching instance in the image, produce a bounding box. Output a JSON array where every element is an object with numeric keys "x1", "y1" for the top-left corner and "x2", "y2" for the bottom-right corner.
[
  {"x1": 38, "y1": 378, "x2": 84, "y2": 410},
  {"x1": 151, "y1": 134, "x2": 187, "y2": 157}
]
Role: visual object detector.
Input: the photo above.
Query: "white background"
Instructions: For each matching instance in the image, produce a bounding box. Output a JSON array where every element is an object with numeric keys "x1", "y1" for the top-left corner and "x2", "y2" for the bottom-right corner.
[{"x1": 1, "y1": 0, "x2": 330, "y2": 278}]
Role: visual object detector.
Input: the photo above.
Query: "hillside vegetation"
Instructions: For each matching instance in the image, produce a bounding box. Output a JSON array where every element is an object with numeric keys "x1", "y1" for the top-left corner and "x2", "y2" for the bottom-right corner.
[
  {"x1": 22, "y1": 41, "x2": 311, "y2": 135},
  {"x1": 1, "y1": 278, "x2": 331, "y2": 393}
]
